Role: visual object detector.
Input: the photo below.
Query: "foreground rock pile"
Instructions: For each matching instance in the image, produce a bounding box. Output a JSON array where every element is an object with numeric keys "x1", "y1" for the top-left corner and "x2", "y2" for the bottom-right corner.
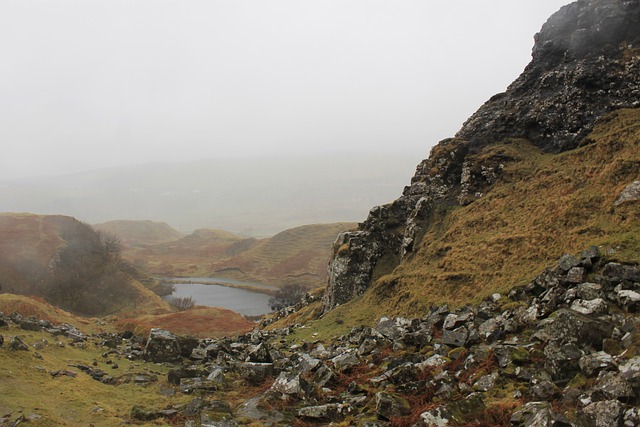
[{"x1": 1, "y1": 249, "x2": 638, "y2": 426}]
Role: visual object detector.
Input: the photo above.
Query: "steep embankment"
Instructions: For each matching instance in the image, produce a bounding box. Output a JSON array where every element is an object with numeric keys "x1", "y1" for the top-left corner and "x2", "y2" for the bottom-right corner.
[
  {"x1": 93, "y1": 219, "x2": 184, "y2": 247},
  {"x1": 318, "y1": 0, "x2": 640, "y2": 327}
]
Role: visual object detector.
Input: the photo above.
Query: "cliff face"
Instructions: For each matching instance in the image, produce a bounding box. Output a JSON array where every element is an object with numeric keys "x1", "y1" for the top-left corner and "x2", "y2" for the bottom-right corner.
[{"x1": 323, "y1": 0, "x2": 640, "y2": 313}]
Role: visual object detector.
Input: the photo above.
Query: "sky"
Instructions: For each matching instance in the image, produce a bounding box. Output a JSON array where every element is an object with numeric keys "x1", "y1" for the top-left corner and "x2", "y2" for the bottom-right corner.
[{"x1": 0, "y1": 0, "x2": 573, "y2": 181}]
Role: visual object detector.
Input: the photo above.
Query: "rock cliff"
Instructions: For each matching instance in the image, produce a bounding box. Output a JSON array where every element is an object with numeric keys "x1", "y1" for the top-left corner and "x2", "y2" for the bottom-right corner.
[{"x1": 323, "y1": 0, "x2": 640, "y2": 313}]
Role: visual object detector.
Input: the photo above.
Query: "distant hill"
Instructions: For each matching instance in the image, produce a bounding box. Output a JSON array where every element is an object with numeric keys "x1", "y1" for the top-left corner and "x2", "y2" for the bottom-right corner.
[
  {"x1": 93, "y1": 219, "x2": 184, "y2": 247},
  {"x1": 125, "y1": 222, "x2": 356, "y2": 287},
  {"x1": 0, "y1": 213, "x2": 169, "y2": 316},
  {"x1": 211, "y1": 222, "x2": 357, "y2": 287}
]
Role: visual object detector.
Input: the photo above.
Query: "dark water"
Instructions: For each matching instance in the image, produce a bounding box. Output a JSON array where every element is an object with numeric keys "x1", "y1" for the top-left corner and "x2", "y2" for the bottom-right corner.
[{"x1": 165, "y1": 280, "x2": 273, "y2": 316}]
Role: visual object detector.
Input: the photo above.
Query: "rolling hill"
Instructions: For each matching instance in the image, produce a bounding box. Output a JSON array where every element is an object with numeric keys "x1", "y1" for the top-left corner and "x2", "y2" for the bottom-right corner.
[{"x1": 93, "y1": 219, "x2": 184, "y2": 247}]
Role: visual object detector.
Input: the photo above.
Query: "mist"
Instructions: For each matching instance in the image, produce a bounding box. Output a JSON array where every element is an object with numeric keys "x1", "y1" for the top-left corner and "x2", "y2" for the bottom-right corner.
[{"x1": 0, "y1": 0, "x2": 572, "y2": 181}]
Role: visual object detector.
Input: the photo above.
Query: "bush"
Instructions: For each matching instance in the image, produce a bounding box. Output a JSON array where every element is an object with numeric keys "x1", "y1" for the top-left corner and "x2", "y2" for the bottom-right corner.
[
  {"x1": 170, "y1": 296, "x2": 195, "y2": 311},
  {"x1": 269, "y1": 284, "x2": 307, "y2": 311}
]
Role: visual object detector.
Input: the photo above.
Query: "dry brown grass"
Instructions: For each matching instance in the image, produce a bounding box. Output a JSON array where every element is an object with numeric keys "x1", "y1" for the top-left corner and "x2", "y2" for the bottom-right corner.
[
  {"x1": 317, "y1": 109, "x2": 640, "y2": 328},
  {"x1": 115, "y1": 306, "x2": 254, "y2": 338}
]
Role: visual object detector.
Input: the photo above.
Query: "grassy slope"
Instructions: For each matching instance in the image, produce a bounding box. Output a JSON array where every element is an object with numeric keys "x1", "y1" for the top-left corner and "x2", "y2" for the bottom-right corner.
[
  {"x1": 288, "y1": 108, "x2": 640, "y2": 338},
  {"x1": 93, "y1": 219, "x2": 184, "y2": 247},
  {"x1": 0, "y1": 325, "x2": 190, "y2": 426},
  {"x1": 210, "y1": 222, "x2": 357, "y2": 287},
  {"x1": 124, "y1": 228, "x2": 248, "y2": 277},
  {"x1": 127, "y1": 222, "x2": 356, "y2": 287}
]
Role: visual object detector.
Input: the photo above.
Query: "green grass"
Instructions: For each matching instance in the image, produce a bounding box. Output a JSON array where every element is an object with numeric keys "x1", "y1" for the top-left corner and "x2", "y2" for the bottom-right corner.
[{"x1": 0, "y1": 326, "x2": 190, "y2": 426}]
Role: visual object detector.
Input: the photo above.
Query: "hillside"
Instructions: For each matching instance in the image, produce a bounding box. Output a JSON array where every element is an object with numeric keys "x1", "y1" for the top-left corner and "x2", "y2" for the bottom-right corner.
[
  {"x1": 93, "y1": 219, "x2": 184, "y2": 247},
  {"x1": 317, "y1": 0, "x2": 640, "y2": 328},
  {"x1": 126, "y1": 222, "x2": 356, "y2": 287},
  {"x1": 211, "y1": 222, "x2": 357, "y2": 287},
  {"x1": 0, "y1": 213, "x2": 170, "y2": 316}
]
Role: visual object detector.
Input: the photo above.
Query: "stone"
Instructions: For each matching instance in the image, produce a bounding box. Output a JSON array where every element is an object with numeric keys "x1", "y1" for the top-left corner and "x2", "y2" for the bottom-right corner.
[
  {"x1": 581, "y1": 400, "x2": 625, "y2": 427},
  {"x1": 576, "y1": 283, "x2": 603, "y2": 301},
  {"x1": 131, "y1": 406, "x2": 161, "y2": 421},
  {"x1": 617, "y1": 290, "x2": 640, "y2": 310},
  {"x1": 420, "y1": 394, "x2": 484, "y2": 426},
  {"x1": 297, "y1": 404, "x2": 349, "y2": 422},
  {"x1": 247, "y1": 342, "x2": 272, "y2": 363},
  {"x1": 566, "y1": 267, "x2": 585, "y2": 284},
  {"x1": 510, "y1": 401, "x2": 567, "y2": 427},
  {"x1": 235, "y1": 362, "x2": 275, "y2": 385},
  {"x1": 615, "y1": 181, "x2": 640, "y2": 206},
  {"x1": 623, "y1": 407, "x2": 640, "y2": 427},
  {"x1": 9, "y1": 336, "x2": 28, "y2": 351},
  {"x1": 331, "y1": 352, "x2": 359, "y2": 372},
  {"x1": 594, "y1": 372, "x2": 634, "y2": 401},
  {"x1": 558, "y1": 254, "x2": 580, "y2": 273},
  {"x1": 19, "y1": 318, "x2": 41, "y2": 331},
  {"x1": 270, "y1": 372, "x2": 314, "y2": 400},
  {"x1": 531, "y1": 380, "x2": 560, "y2": 400},
  {"x1": 618, "y1": 356, "x2": 640, "y2": 387},
  {"x1": 544, "y1": 342, "x2": 583, "y2": 381},
  {"x1": 442, "y1": 326, "x2": 468, "y2": 347},
  {"x1": 570, "y1": 298, "x2": 609, "y2": 315},
  {"x1": 473, "y1": 372, "x2": 499, "y2": 392},
  {"x1": 578, "y1": 351, "x2": 615, "y2": 377},
  {"x1": 536, "y1": 309, "x2": 613, "y2": 349},
  {"x1": 375, "y1": 392, "x2": 411, "y2": 420},
  {"x1": 143, "y1": 329, "x2": 182, "y2": 363},
  {"x1": 167, "y1": 367, "x2": 206, "y2": 386}
]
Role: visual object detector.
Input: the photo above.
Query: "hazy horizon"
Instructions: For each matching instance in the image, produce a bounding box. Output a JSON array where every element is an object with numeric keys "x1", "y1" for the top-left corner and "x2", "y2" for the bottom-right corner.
[{"x1": 1, "y1": 0, "x2": 572, "y2": 181}]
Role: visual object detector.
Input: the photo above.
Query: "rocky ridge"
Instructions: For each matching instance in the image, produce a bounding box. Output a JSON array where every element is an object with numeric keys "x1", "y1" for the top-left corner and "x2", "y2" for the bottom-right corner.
[
  {"x1": 2, "y1": 249, "x2": 639, "y2": 426},
  {"x1": 322, "y1": 0, "x2": 640, "y2": 313}
]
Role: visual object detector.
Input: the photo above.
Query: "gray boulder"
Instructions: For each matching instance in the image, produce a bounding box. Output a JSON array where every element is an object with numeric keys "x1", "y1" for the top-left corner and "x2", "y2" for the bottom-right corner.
[{"x1": 143, "y1": 329, "x2": 182, "y2": 363}]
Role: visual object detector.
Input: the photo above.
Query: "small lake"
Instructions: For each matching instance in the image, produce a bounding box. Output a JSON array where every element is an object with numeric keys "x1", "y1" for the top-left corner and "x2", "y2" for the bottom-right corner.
[{"x1": 164, "y1": 279, "x2": 274, "y2": 316}]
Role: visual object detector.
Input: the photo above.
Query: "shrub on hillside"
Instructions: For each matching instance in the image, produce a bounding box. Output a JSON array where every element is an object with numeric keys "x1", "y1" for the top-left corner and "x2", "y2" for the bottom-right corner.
[
  {"x1": 170, "y1": 296, "x2": 195, "y2": 311},
  {"x1": 269, "y1": 284, "x2": 306, "y2": 311}
]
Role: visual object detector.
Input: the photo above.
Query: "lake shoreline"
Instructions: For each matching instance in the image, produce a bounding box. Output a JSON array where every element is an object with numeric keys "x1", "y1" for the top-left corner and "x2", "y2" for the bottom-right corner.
[{"x1": 164, "y1": 278, "x2": 278, "y2": 296}]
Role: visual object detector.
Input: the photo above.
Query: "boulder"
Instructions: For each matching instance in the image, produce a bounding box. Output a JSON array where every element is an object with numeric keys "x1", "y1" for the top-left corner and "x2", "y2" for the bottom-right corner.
[
  {"x1": 580, "y1": 399, "x2": 625, "y2": 427},
  {"x1": 578, "y1": 351, "x2": 615, "y2": 377},
  {"x1": 442, "y1": 326, "x2": 469, "y2": 347},
  {"x1": 143, "y1": 329, "x2": 182, "y2": 363},
  {"x1": 535, "y1": 309, "x2": 613, "y2": 349},
  {"x1": 270, "y1": 372, "x2": 314, "y2": 400},
  {"x1": 593, "y1": 372, "x2": 634, "y2": 401},
  {"x1": 375, "y1": 392, "x2": 411, "y2": 420},
  {"x1": 297, "y1": 404, "x2": 350, "y2": 422},
  {"x1": 570, "y1": 298, "x2": 608, "y2": 315},
  {"x1": 9, "y1": 336, "x2": 28, "y2": 351},
  {"x1": 618, "y1": 356, "x2": 640, "y2": 388},
  {"x1": 331, "y1": 352, "x2": 359, "y2": 372}
]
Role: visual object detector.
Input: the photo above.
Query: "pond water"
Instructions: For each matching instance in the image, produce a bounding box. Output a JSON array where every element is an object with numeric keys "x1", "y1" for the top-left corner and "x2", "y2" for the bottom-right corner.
[{"x1": 164, "y1": 279, "x2": 273, "y2": 316}]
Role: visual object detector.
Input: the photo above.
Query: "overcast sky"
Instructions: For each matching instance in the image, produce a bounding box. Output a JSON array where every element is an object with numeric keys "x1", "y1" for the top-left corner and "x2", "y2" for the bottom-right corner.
[{"x1": 0, "y1": 0, "x2": 572, "y2": 181}]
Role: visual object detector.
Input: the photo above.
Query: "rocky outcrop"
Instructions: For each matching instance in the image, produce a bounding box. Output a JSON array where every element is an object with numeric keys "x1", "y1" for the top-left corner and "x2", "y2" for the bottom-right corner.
[{"x1": 323, "y1": 0, "x2": 640, "y2": 313}]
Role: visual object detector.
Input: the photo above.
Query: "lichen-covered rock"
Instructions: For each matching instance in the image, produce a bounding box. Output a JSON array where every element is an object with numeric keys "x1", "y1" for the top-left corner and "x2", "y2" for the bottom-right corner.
[
  {"x1": 615, "y1": 181, "x2": 640, "y2": 206},
  {"x1": 580, "y1": 399, "x2": 625, "y2": 427},
  {"x1": 375, "y1": 392, "x2": 411, "y2": 420},
  {"x1": 143, "y1": 328, "x2": 182, "y2": 363}
]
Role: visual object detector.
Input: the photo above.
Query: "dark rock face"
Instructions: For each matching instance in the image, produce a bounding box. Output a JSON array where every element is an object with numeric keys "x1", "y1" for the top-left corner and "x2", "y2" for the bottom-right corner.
[
  {"x1": 323, "y1": 0, "x2": 640, "y2": 313},
  {"x1": 459, "y1": 0, "x2": 640, "y2": 153}
]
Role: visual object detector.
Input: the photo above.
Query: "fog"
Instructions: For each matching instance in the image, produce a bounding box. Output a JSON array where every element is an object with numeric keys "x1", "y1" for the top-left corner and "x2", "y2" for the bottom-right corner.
[{"x1": 0, "y1": 0, "x2": 572, "y2": 181}]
